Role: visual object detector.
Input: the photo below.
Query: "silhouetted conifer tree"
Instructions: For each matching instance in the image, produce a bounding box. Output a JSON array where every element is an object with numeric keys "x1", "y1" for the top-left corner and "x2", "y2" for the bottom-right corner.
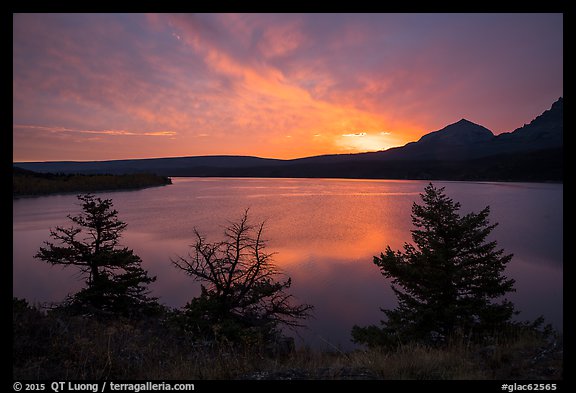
[
  {"x1": 352, "y1": 183, "x2": 516, "y2": 347},
  {"x1": 35, "y1": 194, "x2": 157, "y2": 317}
]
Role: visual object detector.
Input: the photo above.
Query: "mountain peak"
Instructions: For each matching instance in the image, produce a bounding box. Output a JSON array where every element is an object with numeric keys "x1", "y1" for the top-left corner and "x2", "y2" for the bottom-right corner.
[
  {"x1": 498, "y1": 97, "x2": 562, "y2": 146},
  {"x1": 455, "y1": 118, "x2": 475, "y2": 125},
  {"x1": 551, "y1": 97, "x2": 563, "y2": 109},
  {"x1": 417, "y1": 118, "x2": 494, "y2": 145}
]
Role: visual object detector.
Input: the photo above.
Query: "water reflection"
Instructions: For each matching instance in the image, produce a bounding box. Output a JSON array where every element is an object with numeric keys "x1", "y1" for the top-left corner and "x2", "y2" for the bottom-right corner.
[{"x1": 13, "y1": 178, "x2": 562, "y2": 350}]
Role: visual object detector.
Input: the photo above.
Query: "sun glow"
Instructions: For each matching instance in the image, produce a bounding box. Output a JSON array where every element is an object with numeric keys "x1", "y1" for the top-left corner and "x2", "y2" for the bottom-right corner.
[
  {"x1": 336, "y1": 131, "x2": 397, "y2": 153},
  {"x1": 13, "y1": 14, "x2": 563, "y2": 162}
]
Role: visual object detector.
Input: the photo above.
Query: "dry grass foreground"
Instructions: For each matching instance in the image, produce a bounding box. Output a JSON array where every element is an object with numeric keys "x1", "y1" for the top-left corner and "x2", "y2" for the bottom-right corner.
[{"x1": 14, "y1": 299, "x2": 561, "y2": 380}]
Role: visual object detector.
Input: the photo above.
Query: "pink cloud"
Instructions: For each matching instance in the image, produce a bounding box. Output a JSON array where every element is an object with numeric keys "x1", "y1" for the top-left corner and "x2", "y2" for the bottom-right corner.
[
  {"x1": 14, "y1": 124, "x2": 177, "y2": 137},
  {"x1": 13, "y1": 13, "x2": 563, "y2": 161}
]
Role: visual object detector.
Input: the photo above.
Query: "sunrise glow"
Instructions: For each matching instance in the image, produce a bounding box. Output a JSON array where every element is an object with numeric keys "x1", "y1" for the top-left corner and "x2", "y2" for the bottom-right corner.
[{"x1": 13, "y1": 13, "x2": 562, "y2": 162}]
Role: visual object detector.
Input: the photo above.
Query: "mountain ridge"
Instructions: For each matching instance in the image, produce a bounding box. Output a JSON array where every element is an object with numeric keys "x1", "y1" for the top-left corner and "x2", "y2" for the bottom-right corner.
[{"x1": 14, "y1": 98, "x2": 563, "y2": 182}]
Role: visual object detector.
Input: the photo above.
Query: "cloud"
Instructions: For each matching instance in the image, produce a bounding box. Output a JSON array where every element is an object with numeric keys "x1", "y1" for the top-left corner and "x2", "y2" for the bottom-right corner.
[
  {"x1": 342, "y1": 132, "x2": 367, "y2": 137},
  {"x1": 13, "y1": 13, "x2": 563, "y2": 161},
  {"x1": 14, "y1": 125, "x2": 177, "y2": 137}
]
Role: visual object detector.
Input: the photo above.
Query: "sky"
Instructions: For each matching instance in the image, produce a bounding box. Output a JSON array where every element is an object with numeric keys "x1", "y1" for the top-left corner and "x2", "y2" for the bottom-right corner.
[{"x1": 13, "y1": 13, "x2": 563, "y2": 162}]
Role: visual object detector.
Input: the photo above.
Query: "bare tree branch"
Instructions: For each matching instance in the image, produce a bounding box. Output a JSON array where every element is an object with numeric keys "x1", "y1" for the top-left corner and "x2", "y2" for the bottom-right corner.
[{"x1": 173, "y1": 210, "x2": 313, "y2": 340}]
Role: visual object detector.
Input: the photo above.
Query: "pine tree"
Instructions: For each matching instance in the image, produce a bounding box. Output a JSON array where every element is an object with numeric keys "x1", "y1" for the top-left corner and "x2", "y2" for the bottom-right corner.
[
  {"x1": 352, "y1": 183, "x2": 516, "y2": 347},
  {"x1": 35, "y1": 194, "x2": 157, "y2": 317}
]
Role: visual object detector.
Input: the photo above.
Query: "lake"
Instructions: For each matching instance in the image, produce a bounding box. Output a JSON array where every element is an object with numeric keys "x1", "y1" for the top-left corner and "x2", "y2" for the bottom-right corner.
[{"x1": 13, "y1": 178, "x2": 563, "y2": 350}]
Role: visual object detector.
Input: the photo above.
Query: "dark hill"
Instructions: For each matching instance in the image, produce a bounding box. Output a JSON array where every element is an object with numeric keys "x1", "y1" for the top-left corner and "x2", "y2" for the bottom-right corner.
[
  {"x1": 14, "y1": 98, "x2": 563, "y2": 182},
  {"x1": 371, "y1": 119, "x2": 495, "y2": 161},
  {"x1": 494, "y1": 97, "x2": 563, "y2": 152}
]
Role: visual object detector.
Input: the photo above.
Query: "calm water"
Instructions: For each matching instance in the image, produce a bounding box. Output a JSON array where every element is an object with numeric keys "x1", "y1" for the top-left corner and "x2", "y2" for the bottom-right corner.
[{"x1": 13, "y1": 178, "x2": 563, "y2": 350}]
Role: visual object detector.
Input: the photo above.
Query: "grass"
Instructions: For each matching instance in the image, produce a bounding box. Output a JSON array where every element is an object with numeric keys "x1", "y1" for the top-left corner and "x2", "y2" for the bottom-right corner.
[{"x1": 13, "y1": 299, "x2": 562, "y2": 380}]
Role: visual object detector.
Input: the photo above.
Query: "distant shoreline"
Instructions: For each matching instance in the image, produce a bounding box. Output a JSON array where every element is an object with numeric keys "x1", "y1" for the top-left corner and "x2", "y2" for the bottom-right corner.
[
  {"x1": 14, "y1": 146, "x2": 563, "y2": 184},
  {"x1": 13, "y1": 168, "x2": 172, "y2": 198},
  {"x1": 164, "y1": 175, "x2": 563, "y2": 185}
]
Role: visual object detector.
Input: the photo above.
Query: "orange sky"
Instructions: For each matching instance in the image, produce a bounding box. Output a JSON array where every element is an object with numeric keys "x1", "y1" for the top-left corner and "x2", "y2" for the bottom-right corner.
[{"x1": 13, "y1": 13, "x2": 563, "y2": 162}]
